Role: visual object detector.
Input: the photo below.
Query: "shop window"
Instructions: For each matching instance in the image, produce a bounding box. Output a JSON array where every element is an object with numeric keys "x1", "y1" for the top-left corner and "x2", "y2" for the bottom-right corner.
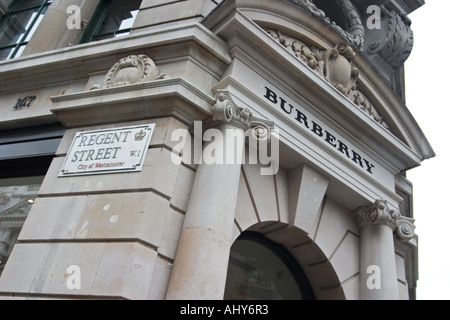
[
  {"x1": 224, "y1": 232, "x2": 315, "y2": 300},
  {"x1": 0, "y1": 176, "x2": 42, "y2": 276},
  {"x1": 0, "y1": 0, "x2": 52, "y2": 60},
  {"x1": 81, "y1": 0, "x2": 141, "y2": 43}
]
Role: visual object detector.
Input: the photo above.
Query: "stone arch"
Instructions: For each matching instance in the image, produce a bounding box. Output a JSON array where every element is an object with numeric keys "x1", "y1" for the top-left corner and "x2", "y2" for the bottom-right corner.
[{"x1": 231, "y1": 163, "x2": 361, "y2": 300}]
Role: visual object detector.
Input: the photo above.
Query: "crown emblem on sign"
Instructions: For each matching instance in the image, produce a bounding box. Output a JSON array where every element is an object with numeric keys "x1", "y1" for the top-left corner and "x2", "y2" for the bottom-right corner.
[{"x1": 135, "y1": 130, "x2": 147, "y2": 141}]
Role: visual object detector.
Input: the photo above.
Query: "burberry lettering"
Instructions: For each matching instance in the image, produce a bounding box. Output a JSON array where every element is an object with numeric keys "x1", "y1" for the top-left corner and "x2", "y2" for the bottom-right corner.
[{"x1": 264, "y1": 86, "x2": 376, "y2": 175}]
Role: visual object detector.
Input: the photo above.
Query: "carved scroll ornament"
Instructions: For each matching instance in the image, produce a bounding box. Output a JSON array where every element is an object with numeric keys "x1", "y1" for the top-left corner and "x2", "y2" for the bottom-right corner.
[
  {"x1": 103, "y1": 55, "x2": 166, "y2": 88},
  {"x1": 211, "y1": 92, "x2": 275, "y2": 141},
  {"x1": 366, "y1": 7, "x2": 414, "y2": 69},
  {"x1": 354, "y1": 200, "x2": 416, "y2": 242},
  {"x1": 266, "y1": 29, "x2": 390, "y2": 131}
]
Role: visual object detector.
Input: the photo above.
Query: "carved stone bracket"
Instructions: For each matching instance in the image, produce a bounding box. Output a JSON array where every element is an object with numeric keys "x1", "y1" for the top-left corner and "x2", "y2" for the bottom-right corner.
[
  {"x1": 100, "y1": 54, "x2": 166, "y2": 89},
  {"x1": 354, "y1": 200, "x2": 416, "y2": 242},
  {"x1": 266, "y1": 29, "x2": 390, "y2": 131},
  {"x1": 288, "y1": 1, "x2": 414, "y2": 69},
  {"x1": 210, "y1": 92, "x2": 275, "y2": 140},
  {"x1": 365, "y1": 6, "x2": 414, "y2": 69}
]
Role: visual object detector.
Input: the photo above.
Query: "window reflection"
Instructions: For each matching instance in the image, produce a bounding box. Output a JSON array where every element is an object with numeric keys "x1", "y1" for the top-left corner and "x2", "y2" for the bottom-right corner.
[
  {"x1": 0, "y1": 0, "x2": 52, "y2": 60},
  {"x1": 0, "y1": 179, "x2": 41, "y2": 276},
  {"x1": 83, "y1": 0, "x2": 141, "y2": 43}
]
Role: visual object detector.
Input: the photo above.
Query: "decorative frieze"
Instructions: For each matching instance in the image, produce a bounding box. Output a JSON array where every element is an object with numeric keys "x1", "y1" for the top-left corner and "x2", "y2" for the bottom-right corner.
[
  {"x1": 266, "y1": 29, "x2": 390, "y2": 131},
  {"x1": 354, "y1": 200, "x2": 416, "y2": 242}
]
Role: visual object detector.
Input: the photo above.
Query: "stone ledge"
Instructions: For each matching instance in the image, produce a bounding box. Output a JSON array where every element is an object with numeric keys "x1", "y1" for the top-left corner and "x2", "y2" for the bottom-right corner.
[{"x1": 50, "y1": 78, "x2": 215, "y2": 128}]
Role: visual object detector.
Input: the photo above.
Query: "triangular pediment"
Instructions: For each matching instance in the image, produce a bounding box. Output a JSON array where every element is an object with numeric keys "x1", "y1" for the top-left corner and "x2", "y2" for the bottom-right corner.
[
  {"x1": 203, "y1": 0, "x2": 435, "y2": 171},
  {"x1": 262, "y1": 28, "x2": 391, "y2": 132}
]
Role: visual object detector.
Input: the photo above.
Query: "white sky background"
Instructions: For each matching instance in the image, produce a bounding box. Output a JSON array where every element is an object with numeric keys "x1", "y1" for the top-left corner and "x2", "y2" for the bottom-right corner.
[{"x1": 405, "y1": 0, "x2": 450, "y2": 300}]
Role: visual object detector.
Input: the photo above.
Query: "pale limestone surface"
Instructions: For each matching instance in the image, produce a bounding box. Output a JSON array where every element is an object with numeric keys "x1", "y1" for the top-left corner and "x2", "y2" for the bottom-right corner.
[{"x1": 0, "y1": 0, "x2": 429, "y2": 300}]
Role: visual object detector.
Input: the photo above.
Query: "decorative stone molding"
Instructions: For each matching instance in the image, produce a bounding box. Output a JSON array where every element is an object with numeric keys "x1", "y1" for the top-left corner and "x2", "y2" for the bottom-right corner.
[
  {"x1": 102, "y1": 55, "x2": 166, "y2": 89},
  {"x1": 288, "y1": 0, "x2": 327, "y2": 20},
  {"x1": 354, "y1": 200, "x2": 416, "y2": 242},
  {"x1": 365, "y1": 6, "x2": 414, "y2": 69},
  {"x1": 335, "y1": 0, "x2": 365, "y2": 49},
  {"x1": 287, "y1": 0, "x2": 365, "y2": 49},
  {"x1": 266, "y1": 29, "x2": 390, "y2": 131},
  {"x1": 209, "y1": 92, "x2": 275, "y2": 140}
]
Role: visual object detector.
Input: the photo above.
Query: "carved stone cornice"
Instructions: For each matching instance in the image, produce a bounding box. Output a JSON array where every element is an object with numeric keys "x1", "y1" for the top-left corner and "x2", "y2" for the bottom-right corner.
[
  {"x1": 354, "y1": 200, "x2": 416, "y2": 242},
  {"x1": 209, "y1": 92, "x2": 275, "y2": 139}
]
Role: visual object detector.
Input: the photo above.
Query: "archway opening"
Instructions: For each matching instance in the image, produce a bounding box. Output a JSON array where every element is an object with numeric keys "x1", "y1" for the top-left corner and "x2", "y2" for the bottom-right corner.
[{"x1": 224, "y1": 232, "x2": 315, "y2": 300}]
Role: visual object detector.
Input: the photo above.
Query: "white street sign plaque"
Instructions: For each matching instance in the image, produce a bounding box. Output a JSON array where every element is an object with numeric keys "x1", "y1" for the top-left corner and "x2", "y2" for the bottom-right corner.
[{"x1": 59, "y1": 124, "x2": 155, "y2": 177}]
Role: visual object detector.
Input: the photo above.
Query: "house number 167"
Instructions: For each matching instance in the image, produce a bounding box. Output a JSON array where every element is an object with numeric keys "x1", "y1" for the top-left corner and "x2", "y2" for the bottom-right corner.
[{"x1": 14, "y1": 96, "x2": 36, "y2": 110}]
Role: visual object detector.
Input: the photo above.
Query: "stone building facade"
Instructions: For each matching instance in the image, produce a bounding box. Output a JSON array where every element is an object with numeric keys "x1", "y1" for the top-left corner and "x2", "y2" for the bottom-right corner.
[{"x1": 0, "y1": 0, "x2": 434, "y2": 300}]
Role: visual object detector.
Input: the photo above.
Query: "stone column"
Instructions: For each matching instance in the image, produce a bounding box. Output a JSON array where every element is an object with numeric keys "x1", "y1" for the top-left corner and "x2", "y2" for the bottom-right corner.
[
  {"x1": 22, "y1": 0, "x2": 101, "y2": 56},
  {"x1": 166, "y1": 92, "x2": 273, "y2": 300},
  {"x1": 354, "y1": 200, "x2": 415, "y2": 300}
]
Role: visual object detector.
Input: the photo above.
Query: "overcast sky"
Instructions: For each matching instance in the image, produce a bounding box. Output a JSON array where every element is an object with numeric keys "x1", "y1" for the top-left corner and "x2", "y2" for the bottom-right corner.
[{"x1": 405, "y1": 0, "x2": 450, "y2": 300}]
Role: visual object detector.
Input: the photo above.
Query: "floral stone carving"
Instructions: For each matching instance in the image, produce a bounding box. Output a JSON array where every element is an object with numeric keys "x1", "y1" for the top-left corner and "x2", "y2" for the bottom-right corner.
[{"x1": 266, "y1": 29, "x2": 391, "y2": 131}]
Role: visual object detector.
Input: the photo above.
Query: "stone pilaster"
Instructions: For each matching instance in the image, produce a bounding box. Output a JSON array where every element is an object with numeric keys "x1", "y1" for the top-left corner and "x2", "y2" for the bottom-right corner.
[
  {"x1": 165, "y1": 92, "x2": 274, "y2": 300},
  {"x1": 354, "y1": 200, "x2": 415, "y2": 300}
]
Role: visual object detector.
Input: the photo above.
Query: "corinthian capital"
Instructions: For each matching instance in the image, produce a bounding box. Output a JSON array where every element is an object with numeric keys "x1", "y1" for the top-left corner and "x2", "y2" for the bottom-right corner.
[{"x1": 354, "y1": 200, "x2": 416, "y2": 242}]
